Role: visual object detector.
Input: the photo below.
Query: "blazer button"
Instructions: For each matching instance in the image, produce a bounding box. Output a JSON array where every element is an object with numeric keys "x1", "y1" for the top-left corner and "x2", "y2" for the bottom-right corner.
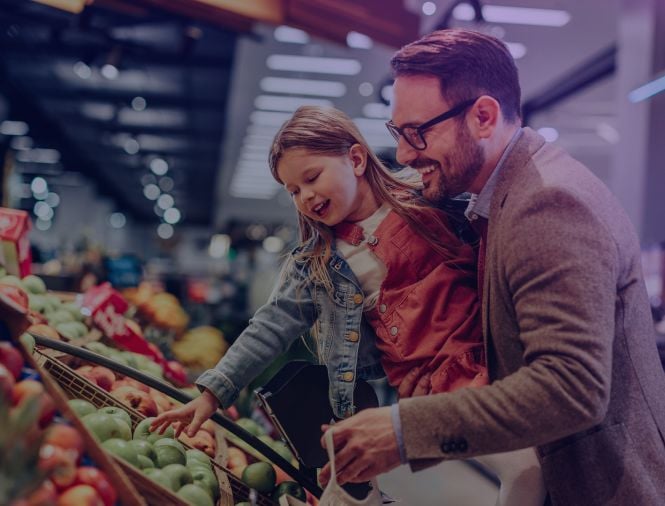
[
  {"x1": 352, "y1": 293, "x2": 363, "y2": 305},
  {"x1": 367, "y1": 235, "x2": 378, "y2": 246},
  {"x1": 346, "y1": 331, "x2": 359, "y2": 342},
  {"x1": 457, "y1": 439, "x2": 468, "y2": 452},
  {"x1": 390, "y1": 326, "x2": 398, "y2": 336},
  {"x1": 341, "y1": 371, "x2": 354, "y2": 382},
  {"x1": 441, "y1": 442, "x2": 452, "y2": 453},
  {"x1": 379, "y1": 304, "x2": 387, "y2": 314}
]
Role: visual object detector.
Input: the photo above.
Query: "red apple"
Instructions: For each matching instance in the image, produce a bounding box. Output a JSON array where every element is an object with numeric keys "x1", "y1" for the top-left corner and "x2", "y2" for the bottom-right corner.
[
  {"x1": 56, "y1": 484, "x2": 104, "y2": 506},
  {"x1": 0, "y1": 363, "x2": 16, "y2": 401},
  {"x1": 0, "y1": 342, "x2": 24, "y2": 379},
  {"x1": 72, "y1": 467, "x2": 117, "y2": 506},
  {"x1": 12, "y1": 379, "x2": 56, "y2": 427},
  {"x1": 24, "y1": 479, "x2": 57, "y2": 506},
  {"x1": 179, "y1": 430, "x2": 216, "y2": 457},
  {"x1": 200, "y1": 419, "x2": 217, "y2": 437},
  {"x1": 88, "y1": 367, "x2": 115, "y2": 391},
  {"x1": 38, "y1": 444, "x2": 77, "y2": 491},
  {"x1": 110, "y1": 378, "x2": 149, "y2": 393},
  {"x1": 225, "y1": 405, "x2": 240, "y2": 421},
  {"x1": 111, "y1": 385, "x2": 158, "y2": 417},
  {"x1": 44, "y1": 424, "x2": 85, "y2": 464}
]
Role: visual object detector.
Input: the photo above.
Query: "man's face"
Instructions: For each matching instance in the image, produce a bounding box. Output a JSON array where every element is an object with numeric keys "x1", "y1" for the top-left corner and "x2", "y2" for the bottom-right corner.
[{"x1": 391, "y1": 75, "x2": 485, "y2": 204}]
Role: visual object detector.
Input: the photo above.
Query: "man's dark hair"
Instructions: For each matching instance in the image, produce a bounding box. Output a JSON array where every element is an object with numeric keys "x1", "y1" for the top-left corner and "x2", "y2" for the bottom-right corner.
[{"x1": 391, "y1": 29, "x2": 522, "y2": 123}]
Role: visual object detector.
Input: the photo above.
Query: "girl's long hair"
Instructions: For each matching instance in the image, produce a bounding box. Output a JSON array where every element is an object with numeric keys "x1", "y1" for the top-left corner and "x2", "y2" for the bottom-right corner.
[{"x1": 269, "y1": 106, "x2": 462, "y2": 296}]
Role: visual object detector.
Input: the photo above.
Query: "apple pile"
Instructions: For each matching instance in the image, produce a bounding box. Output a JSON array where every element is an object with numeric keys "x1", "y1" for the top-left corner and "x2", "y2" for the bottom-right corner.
[
  {"x1": 72, "y1": 400, "x2": 219, "y2": 506},
  {"x1": 0, "y1": 337, "x2": 118, "y2": 505},
  {"x1": 0, "y1": 273, "x2": 91, "y2": 341},
  {"x1": 83, "y1": 341, "x2": 166, "y2": 381}
]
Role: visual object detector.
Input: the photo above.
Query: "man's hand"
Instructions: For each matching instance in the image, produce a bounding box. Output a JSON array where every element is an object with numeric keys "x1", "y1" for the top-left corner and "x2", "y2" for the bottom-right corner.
[{"x1": 318, "y1": 406, "x2": 402, "y2": 486}]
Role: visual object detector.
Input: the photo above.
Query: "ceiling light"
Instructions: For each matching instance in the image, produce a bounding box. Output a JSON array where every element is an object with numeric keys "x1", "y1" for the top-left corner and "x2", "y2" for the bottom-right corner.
[
  {"x1": 381, "y1": 85, "x2": 394, "y2": 104},
  {"x1": 274, "y1": 25, "x2": 309, "y2": 44},
  {"x1": 73, "y1": 61, "x2": 92, "y2": 79},
  {"x1": 31, "y1": 177, "x2": 48, "y2": 194},
  {"x1": 45, "y1": 192, "x2": 60, "y2": 207},
  {"x1": 101, "y1": 63, "x2": 119, "y2": 80},
  {"x1": 158, "y1": 176, "x2": 174, "y2": 192},
  {"x1": 141, "y1": 173, "x2": 157, "y2": 186},
  {"x1": 33, "y1": 190, "x2": 48, "y2": 201},
  {"x1": 260, "y1": 77, "x2": 346, "y2": 97},
  {"x1": 124, "y1": 138, "x2": 140, "y2": 154},
  {"x1": 17, "y1": 148, "x2": 60, "y2": 164},
  {"x1": 157, "y1": 223, "x2": 174, "y2": 239},
  {"x1": 131, "y1": 96, "x2": 147, "y2": 111},
  {"x1": 150, "y1": 158, "x2": 169, "y2": 175},
  {"x1": 267, "y1": 55, "x2": 361, "y2": 75},
  {"x1": 209, "y1": 234, "x2": 230, "y2": 258},
  {"x1": 163, "y1": 207, "x2": 181, "y2": 224},
  {"x1": 362, "y1": 103, "x2": 391, "y2": 119},
  {"x1": 628, "y1": 73, "x2": 665, "y2": 103},
  {"x1": 263, "y1": 236, "x2": 284, "y2": 253},
  {"x1": 35, "y1": 218, "x2": 52, "y2": 231},
  {"x1": 153, "y1": 204, "x2": 165, "y2": 217},
  {"x1": 109, "y1": 212, "x2": 126, "y2": 229},
  {"x1": 506, "y1": 42, "x2": 527, "y2": 60},
  {"x1": 34, "y1": 201, "x2": 53, "y2": 220},
  {"x1": 143, "y1": 184, "x2": 160, "y2": 200},
  {"x1": 453, "y1": 4, "x2": 570, "y2": 27},
  {"x1": 81, "y1": 103, "x2": 116, "y2": 121},
  {"x1": 10, "y1": 136, "x2": 32, "y2": 150},
  {"x1": 347, "y1": 31, "x2": 373, "y2": 49},
  {"x1": 157, "y1": 194, "x2": 175, "y2": 210},
  {"x1": 254, "y1": 95, "x2": 333, "y2": 112},
  {"x1": 358, "y1": 82, "x2": 374, "y2": 97},
  {"x1": 1, "y1": 120, "x2": 29, "y2": 136},
  {"x1": 596, "y1": 123, "x2": 620, "y2": 144},
  {"x1": 537, "y1": 127, "x2": 559, "y2": 142},
  {"x1": 422, "y1": 2, "x2": 437, "y2": 16}
]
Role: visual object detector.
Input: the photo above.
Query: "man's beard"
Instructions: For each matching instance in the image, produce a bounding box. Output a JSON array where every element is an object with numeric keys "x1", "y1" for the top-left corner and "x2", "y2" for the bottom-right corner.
[{"x1": 416, "y1": 123, "x2": 485, "y2": 205}]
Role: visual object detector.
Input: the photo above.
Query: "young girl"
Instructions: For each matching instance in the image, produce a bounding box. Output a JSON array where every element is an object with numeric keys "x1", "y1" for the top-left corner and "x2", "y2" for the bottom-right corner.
[{"x1": 151, "y1": 106, "x2": 543, "y2": 505}]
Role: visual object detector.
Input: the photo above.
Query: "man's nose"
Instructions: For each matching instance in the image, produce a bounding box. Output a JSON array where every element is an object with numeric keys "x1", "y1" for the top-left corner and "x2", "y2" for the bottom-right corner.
[{"x1": 395, "y1": 137, "x2": 417, "y2": 166}]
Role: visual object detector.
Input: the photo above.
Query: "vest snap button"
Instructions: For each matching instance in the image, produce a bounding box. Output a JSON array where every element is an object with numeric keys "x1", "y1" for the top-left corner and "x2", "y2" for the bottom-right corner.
[{"x1": 390, "y1": 326, "x2": 398, "y2": 336}]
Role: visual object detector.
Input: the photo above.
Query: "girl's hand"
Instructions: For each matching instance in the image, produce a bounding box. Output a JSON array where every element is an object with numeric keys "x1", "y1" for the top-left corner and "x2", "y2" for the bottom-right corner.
[{"x1": 150, "y1": 389, "x2": 219, "y2": 438}]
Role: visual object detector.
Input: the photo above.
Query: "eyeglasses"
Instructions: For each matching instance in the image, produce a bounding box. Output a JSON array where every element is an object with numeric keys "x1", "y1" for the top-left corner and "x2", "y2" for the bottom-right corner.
[{"x1": 385, "y1": 98, "x2": 479, "y2": 150}]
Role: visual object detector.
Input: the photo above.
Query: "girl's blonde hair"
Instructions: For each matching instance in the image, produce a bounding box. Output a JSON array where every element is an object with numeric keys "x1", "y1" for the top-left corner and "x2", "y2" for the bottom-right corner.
[{"x1": 269, "y1": 105, "x2": 462, "y2": 296}]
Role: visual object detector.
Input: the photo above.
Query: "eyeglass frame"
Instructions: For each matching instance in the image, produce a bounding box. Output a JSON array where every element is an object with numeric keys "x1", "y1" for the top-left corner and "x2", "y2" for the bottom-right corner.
[{"x1": 385, "y1": 97, "x2": 479, "y2": 150}]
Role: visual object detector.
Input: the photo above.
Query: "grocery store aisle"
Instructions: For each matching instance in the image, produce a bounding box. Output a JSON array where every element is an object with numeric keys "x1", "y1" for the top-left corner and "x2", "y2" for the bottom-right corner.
[{"x1": 377, "y1": 460, "x2": 499, "y2": 506}]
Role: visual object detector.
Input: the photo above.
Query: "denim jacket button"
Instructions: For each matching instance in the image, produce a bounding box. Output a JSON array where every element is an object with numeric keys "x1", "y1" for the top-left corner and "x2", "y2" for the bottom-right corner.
[
  {"x1": 352, "y1": 293, "x2": 363, "y2": 305},
  {"x1": 379, "y1": 304, "x2": 387, "y2": 313},
  {"x1": 390, "y1": 326, "x2": 398, "y2": 336},
  {"x1": 341, "y1": 371, "x2": 354, "y2": 382},
  {"x1": 347, "y1": 331, "x2": 359, "y2": 342}
]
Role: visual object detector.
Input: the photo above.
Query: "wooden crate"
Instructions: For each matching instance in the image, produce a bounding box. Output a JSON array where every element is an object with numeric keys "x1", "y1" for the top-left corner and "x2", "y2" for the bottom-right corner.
[{"x1": 35, "y1": 351, "x2": 278, "y2": 506}]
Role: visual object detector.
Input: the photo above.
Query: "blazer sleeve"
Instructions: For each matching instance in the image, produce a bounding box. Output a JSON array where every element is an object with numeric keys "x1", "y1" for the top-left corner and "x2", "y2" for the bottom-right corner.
[{"x1": 399, "y1": 187, "x2": 619, "y2": 465}]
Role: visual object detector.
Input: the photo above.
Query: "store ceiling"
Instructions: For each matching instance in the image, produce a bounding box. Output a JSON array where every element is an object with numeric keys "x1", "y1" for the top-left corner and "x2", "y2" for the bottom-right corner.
[{"x1": 0, "y1": 0, "x2": 619, "y2": 230}]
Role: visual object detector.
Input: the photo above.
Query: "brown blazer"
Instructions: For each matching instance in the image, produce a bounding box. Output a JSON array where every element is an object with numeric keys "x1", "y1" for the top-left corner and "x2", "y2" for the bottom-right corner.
[{"x1": 399, "y1": 127, "x2": 665, "y2": 505}]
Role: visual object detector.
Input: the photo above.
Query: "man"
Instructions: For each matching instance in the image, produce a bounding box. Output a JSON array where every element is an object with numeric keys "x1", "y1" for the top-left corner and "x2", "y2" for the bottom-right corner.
[{"x1": 319, "y1": 29, "x2": 665, "y2": 505}]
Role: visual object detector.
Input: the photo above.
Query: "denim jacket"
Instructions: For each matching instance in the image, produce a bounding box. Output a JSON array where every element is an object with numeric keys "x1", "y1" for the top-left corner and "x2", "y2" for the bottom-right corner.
[{"x1": 196, "y1": 243, "x2": 385, "y2": 419}]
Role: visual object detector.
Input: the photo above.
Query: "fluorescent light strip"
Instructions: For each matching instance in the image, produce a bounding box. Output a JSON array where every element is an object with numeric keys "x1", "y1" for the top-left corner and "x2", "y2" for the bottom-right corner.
[
  {"x1": 628, "y1": 73, "x2": 665, "y2": 103},
  {"x1": 362, "y1": 103, "x2": 391, "y2": 119},
  {"x1": 274, "y1": 26, "x2": 310, "y2": 44},
  {"x1": 347, "y1": 31, "x2": 373, "y2": 49},
  {"x1": 251, "y1": 110, "x2": 293, "y2": 127},
  {"x1": 255, "y1": 95, "x2": 333, "y2": 112},
  {"x1": 506, "y1": 42, "x2": 527, "y2": 59},
  {"x1": 453, "y1": 4, "x2": 570, "y2": 27},
  {"x1": 247, "y1": 125, "x2": 280, "y2": 137},
  {"x1": 267, "y1": 55, "x2": 361, "y2": 76},
  {"x1": 260, "y1": 77, "x2": 346, "y2": 97},
  {"x1": 353, "y1": 118, "x2": 394, "y2": 133}
]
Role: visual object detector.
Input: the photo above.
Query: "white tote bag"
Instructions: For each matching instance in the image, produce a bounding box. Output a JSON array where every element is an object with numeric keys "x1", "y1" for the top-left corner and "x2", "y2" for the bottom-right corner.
[{"x1": 318, "y1": 429, "x2": 383, "y2": 506}]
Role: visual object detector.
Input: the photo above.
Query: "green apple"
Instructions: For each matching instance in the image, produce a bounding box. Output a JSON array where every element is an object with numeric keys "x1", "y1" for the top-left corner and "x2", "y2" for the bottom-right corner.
[
  {"x1": 102, "y1": 438, "x2": 141, "y2": 467},
  {"x1": 19, "y1": 332, "x2": 35, "y2": 354},
  {"x1": 62, "y1": 302, "x2": 85, "y2": 322},
  {"x1": 21, "y1": 275, "x2": 47, "y2": 294},
  {"x1": 47, "y1": 309, "x2": 75, "y2": 326},
  {"x1": 271, "y1": 441, "x2": 295, "y2": 462},
  {"x1": 241, "y1": 462, "x2": 276, "y2": 494},
  {"x1": 85, "y1": 342, "x2": 111, "y2": 356},
  {"x1": 133, "y1": 417, "x2": 174, "y2": 443},
  {"x1": 28, "y1": 294, "x2": 47, "y2": 313},
  {"x1": 130, "y1": 439, "x2": 156, "y2": 462},
  {"x1": 154, "y1": 438, "x2": 186, "y2": 468},
  {"x1": 82, "y1": 412, "x2": 127, "y2": 442},
  {"x1": 137, "y1": 455, "x2": 155, "y2": 469},
  {"x1": 190, "y1": 467, "x2": 219, "y2": 500},
  {"x1": 68, "y1": 399, "x2": 96, "y2": 418},
  {"x1": 144, "y1": 468, "x2": 176, "y2": 491},
  {"x1": 177, "y1": 484, "x2": 214, "y2": 506},
  {"x1": 98, "y1": 406, "x2": 132, "y2": 429},
  {"x1": 161, "y1": 463, "x2": 192, "y2": 489},
  {"x1": 236, "y1": 418, "x2": 264, "y2": 437},
  {"x1": 186, "y1": 449, "x2": 211, "y2": 468},
  {"x1": 272, "y1": 481, "x2": 306, "y2": 502}
]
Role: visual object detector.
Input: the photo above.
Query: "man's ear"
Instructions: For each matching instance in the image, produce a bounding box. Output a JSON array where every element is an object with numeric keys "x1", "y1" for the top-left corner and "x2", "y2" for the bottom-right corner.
[
  {"x1": 349, "y1": 144, "x2": 368, "y2": 176},
  {"x1": 468, "y1": 96, "x2": 501, "y2": 139}
]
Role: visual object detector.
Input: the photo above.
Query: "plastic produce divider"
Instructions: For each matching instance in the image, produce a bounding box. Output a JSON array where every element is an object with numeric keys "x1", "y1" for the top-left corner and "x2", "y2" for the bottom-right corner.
[{"x1": 31, "y1": 333, "x2": 324, "y2": 498}]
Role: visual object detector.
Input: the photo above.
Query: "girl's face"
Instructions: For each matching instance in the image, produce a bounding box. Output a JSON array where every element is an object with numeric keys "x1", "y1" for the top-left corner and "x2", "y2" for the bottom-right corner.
[{"x1": 277, "y1": 145, "x2": 377, "y2": 226}]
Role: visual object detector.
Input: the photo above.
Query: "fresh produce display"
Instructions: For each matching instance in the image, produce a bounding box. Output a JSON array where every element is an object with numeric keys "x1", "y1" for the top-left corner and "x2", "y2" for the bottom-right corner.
[
  {"x1": 172, "y1": 326, "x2": 229, "y2": 370},
  {"x1": 123, "y1": 282, "x2": 189, "y2": 334}
]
